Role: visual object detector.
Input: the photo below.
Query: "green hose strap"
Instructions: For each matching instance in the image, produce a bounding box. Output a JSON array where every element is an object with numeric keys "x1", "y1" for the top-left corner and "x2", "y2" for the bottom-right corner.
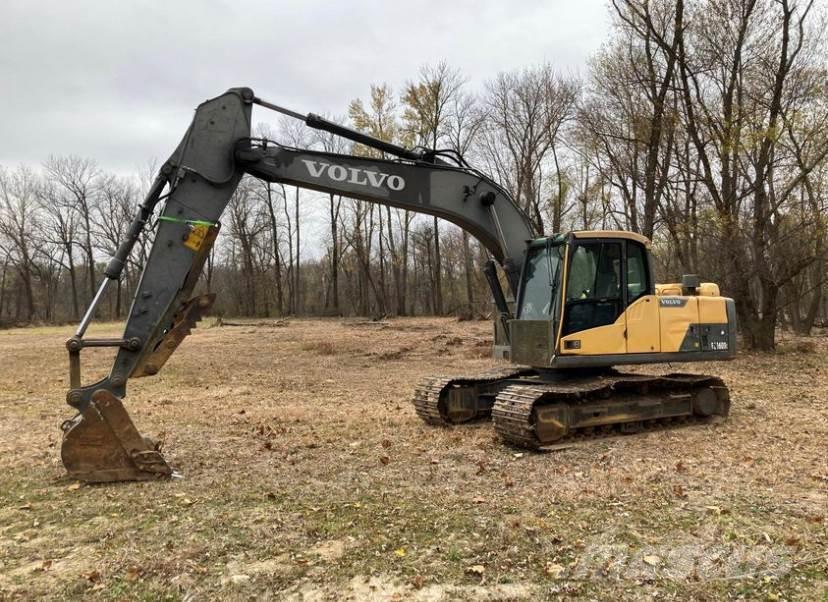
[{"x1": 157, "y1": 215, "x2": 218, "y2": 227}]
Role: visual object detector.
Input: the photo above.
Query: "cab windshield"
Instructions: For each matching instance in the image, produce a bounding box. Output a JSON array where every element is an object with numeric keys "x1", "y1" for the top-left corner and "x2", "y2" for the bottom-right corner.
[{"x1": 517, "y1": 242, "x2": 563, "y2": 319}]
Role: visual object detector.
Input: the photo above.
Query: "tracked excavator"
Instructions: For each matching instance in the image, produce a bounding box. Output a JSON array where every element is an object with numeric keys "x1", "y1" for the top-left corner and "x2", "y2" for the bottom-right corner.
[{"x1": 61, "y1": 88, "x2": 736, "y2": 482}]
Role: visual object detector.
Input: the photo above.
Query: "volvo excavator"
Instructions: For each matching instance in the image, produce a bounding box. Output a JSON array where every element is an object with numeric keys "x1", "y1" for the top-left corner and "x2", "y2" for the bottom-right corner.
[{"x1": 61, "y1": 88, "x2": 736, "y2": 482}]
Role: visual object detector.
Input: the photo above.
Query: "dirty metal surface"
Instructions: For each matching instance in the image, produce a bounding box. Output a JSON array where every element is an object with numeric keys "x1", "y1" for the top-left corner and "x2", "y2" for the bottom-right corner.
[
  {"x1": 412, "y1": 366, "x2": 535, "y2": 426},
  {"x1": 131, "y1": 293, "x2": 216, "y2": 378},
  {"x1": 492, "y1": 373, "x2": 730, "y2": 450},
  {"x1": 61, "y1": 390, "x2": 173, "y2": 482}
]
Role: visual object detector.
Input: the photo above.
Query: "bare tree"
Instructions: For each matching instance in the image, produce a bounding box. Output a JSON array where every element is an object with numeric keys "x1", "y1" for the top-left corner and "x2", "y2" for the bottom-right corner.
[
  {"x1": 402, "y1": 62, "x2": 471, "y2": 314},
  {"x1": 479, "y1": 65, "x2": 578, "y2": 232},
  {"x1": 350, "y1": 83, "x2": 410, "y2": 314},
  {"x1": 0, "y1": 166, "x2": 41, "y2": 321},
  {"x1": 43, "y1": 156, "x2": 100, "y2": 303}
]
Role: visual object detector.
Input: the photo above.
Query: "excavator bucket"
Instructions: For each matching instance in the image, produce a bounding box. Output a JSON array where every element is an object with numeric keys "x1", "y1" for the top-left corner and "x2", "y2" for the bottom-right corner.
[{"x1": 61, "y1": 390, "x2": 173, "y2": 482}]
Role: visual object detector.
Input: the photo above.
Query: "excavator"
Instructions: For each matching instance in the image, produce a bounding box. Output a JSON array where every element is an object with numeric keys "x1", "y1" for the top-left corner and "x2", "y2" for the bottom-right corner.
[{"x1": 60, "y1": 88, "x2": 736, "y2": 482}]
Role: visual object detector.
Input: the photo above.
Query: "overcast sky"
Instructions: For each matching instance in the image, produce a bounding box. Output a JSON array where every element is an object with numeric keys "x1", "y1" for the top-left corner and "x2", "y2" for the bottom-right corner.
[{"x1": 1, "y1": 0, "x2": 612, "y2": 176}]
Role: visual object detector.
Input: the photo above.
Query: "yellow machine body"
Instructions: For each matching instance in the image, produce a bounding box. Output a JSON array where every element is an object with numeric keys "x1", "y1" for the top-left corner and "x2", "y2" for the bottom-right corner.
[{"x1": 509, "y1": 231, "x2": 736, "y2": 369}]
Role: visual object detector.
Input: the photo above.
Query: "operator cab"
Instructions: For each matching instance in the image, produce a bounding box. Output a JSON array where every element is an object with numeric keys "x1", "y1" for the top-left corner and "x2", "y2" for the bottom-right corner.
[{"x1": 508, "y1": 231, "x2": 735, "y2": 369}]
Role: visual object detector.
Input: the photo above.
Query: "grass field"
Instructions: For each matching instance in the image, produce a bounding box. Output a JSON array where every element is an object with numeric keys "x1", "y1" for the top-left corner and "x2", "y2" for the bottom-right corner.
[{"x1": 0, "y1": 317, "x2": 826, "y2": 600}]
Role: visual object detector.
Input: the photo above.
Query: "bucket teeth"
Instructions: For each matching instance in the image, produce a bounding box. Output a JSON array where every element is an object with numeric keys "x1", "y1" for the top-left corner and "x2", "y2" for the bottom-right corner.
[{"x1": 61, "y1": 390, "x2": 173, "y2": 483}]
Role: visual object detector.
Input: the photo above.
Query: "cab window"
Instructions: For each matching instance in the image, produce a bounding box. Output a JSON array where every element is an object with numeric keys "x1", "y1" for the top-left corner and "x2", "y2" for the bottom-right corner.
[
  {"x1": 566, "y1": 243, "x2": 621, "y2": 301},
  {"x1": 626, "y1": 242, "x2": 649, "y2": 304},
  {"x1": 517, "y1": 243, "x2": 562, "y2": 319},
  {"x1": 561, "y1": 242, "x2": 622, "y2": 335}
]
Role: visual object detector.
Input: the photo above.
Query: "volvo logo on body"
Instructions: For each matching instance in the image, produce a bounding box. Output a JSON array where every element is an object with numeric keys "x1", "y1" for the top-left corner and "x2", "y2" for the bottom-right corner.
[{"x1": 301, "y1": 159, "x2": 405, "y2": 191}]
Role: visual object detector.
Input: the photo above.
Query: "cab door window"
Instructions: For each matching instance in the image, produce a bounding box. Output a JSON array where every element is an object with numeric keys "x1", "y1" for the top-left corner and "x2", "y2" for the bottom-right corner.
[
  {"x1": 626, "y1": 242, "x2": 650, "y2": 304},
  {"x1": 562, "y1": 242, "x2": 622, "y2": 335}
]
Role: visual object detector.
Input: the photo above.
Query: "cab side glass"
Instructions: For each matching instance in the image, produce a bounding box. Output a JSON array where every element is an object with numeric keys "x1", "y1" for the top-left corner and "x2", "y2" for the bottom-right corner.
[{"x1": 626, "y1": 242, "x2": 650, "y2": 304}]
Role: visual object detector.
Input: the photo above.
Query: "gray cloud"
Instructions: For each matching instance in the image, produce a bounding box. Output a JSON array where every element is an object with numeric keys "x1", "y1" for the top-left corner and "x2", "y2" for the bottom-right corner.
[{"x1": 0, "y1": 0, "x2": 610, "y2": 175}]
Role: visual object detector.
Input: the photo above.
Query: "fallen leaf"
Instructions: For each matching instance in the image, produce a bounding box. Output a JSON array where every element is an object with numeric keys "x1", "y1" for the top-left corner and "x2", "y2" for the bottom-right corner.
[
  {"x1": 465, "y1": 564, "x2": 485, "y2": 576},
  {"x1": 643, "y1": 555, "x2": 661, "y2": 566},
  {"x1": 784, "y1": 535, "x2": 801, "y2": 547},
  {"x1": 379, "y1": 455, "x2": 390, "y2": 465},
  {"x1": 82, "y1": 570, "x2": 102, "y2": 583},
  {"x1": 545, "y1": 562, "x2": 565, "y2": 578},
  {"x1": 411, "y1": 574, "x2": 424, "y2": 589},
  {"x1": 17, "y1": 503, "x2": 32, "y2": 510},
  {"x1": 394, "y1": 547, "x2": 406, "y2": 557},
  {"x1": 126, "y1": 566, "x2": 143, "y2": 581},
  {"x1": 66, "y1": 482, "x2": 82, "y2": 491}
]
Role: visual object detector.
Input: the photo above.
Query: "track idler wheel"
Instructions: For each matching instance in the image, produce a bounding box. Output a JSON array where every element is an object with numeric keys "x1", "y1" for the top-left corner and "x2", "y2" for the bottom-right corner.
[
  {"x1": 692, "y1": 386, "x2": 730, "y2": 417},
  {"x1": 61, "y1": 390, "x2": 173, "y2": 483}
]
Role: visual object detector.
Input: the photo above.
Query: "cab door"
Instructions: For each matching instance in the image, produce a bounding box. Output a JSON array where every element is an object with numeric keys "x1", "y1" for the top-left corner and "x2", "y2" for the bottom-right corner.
[
  {"x1": 624, "y1": 241, "x2": 660, "y2": 353},
  {"x1": 559, "y1": 241, "x2": 627, "y2": 355}
]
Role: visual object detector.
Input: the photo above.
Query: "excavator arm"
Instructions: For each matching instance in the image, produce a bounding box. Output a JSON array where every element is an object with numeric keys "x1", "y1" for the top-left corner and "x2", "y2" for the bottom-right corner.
[{"x1": 61, "y1": 87, "x2": 535, "y2": 482}]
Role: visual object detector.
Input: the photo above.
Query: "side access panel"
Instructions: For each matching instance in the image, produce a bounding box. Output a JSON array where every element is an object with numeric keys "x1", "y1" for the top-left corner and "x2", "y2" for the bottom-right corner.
[
  {"x1": 625, "y1": 296, "x2": 661, "y2": 353},
  {"x1": 658, "y1": 296, "x2": 700, "y2": 352}
]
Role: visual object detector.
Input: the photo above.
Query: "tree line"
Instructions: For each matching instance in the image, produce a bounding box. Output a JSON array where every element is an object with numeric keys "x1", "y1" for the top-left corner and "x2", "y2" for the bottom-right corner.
[{"x1": 1, "y1": 0, "x2": 826, "y2": 350}]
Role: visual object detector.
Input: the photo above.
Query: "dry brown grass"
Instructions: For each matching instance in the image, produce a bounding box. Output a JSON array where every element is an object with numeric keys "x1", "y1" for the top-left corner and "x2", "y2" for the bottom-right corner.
[{"x1": 0, "y1": 317, "x2": 826, "y2": 600}]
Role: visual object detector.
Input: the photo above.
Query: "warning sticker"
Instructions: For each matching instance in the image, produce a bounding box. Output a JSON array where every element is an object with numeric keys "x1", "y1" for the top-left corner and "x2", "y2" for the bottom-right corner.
[{"x1": 183, "y1": 224, "x2": 209, "y2": 252}]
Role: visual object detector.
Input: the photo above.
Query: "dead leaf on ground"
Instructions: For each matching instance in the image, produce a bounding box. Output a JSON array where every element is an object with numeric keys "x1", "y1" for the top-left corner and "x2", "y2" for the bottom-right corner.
[
  {"x1": 545, "y1": 562, "x2": 565, "y2": 577},
  {"x1": 126, "y1": 565, "x2": 143, "y2": 581},
  {"x1": 465, "y1": 564, "x2": 485, "y2": 576}
]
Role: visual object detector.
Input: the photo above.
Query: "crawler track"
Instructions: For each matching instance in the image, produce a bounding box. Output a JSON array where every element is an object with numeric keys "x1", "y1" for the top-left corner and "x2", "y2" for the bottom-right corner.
[
  {"x1": 492, "y1": 373, "x2": 730, "y2": 449},
  {"x1": 412, "y1": 366, "x2": 534, "y2": 426}
]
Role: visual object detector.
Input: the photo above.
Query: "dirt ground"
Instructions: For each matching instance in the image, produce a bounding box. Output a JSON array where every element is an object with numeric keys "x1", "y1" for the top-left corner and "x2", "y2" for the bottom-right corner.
[{"x1": 0, "y1": 317, "x2": 826, "y2": 601}]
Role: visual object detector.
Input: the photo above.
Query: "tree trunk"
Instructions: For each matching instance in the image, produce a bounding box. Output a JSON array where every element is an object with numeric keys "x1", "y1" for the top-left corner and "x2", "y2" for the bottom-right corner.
[
  {"x1": 0, "y1": 257, "x2": 7, "y2": 318},
  {"x1": 66, "y1": 244, "x2": 80, "y2": 320},
  {"x1": 462, "y1": 230, "x2": 475, "y2": 311},
  {"x1": 433, "y1": 217, "x2": 442, "y2": 314},
  {"x1": 294, "y1": 188, "x2": 301, "y2": 314},
  {"x1": 329, "y1": 194, "x2": 340, "y2": 313}
]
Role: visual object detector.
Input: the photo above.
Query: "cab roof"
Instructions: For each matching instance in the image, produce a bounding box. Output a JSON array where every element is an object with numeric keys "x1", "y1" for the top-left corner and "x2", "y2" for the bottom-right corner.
[
  {"x1": 570, "y1": 230, "x2": 651, "y2": 247},
  {"x1": 531, "y1": 230, "x2": 652, "y2": 248}
]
